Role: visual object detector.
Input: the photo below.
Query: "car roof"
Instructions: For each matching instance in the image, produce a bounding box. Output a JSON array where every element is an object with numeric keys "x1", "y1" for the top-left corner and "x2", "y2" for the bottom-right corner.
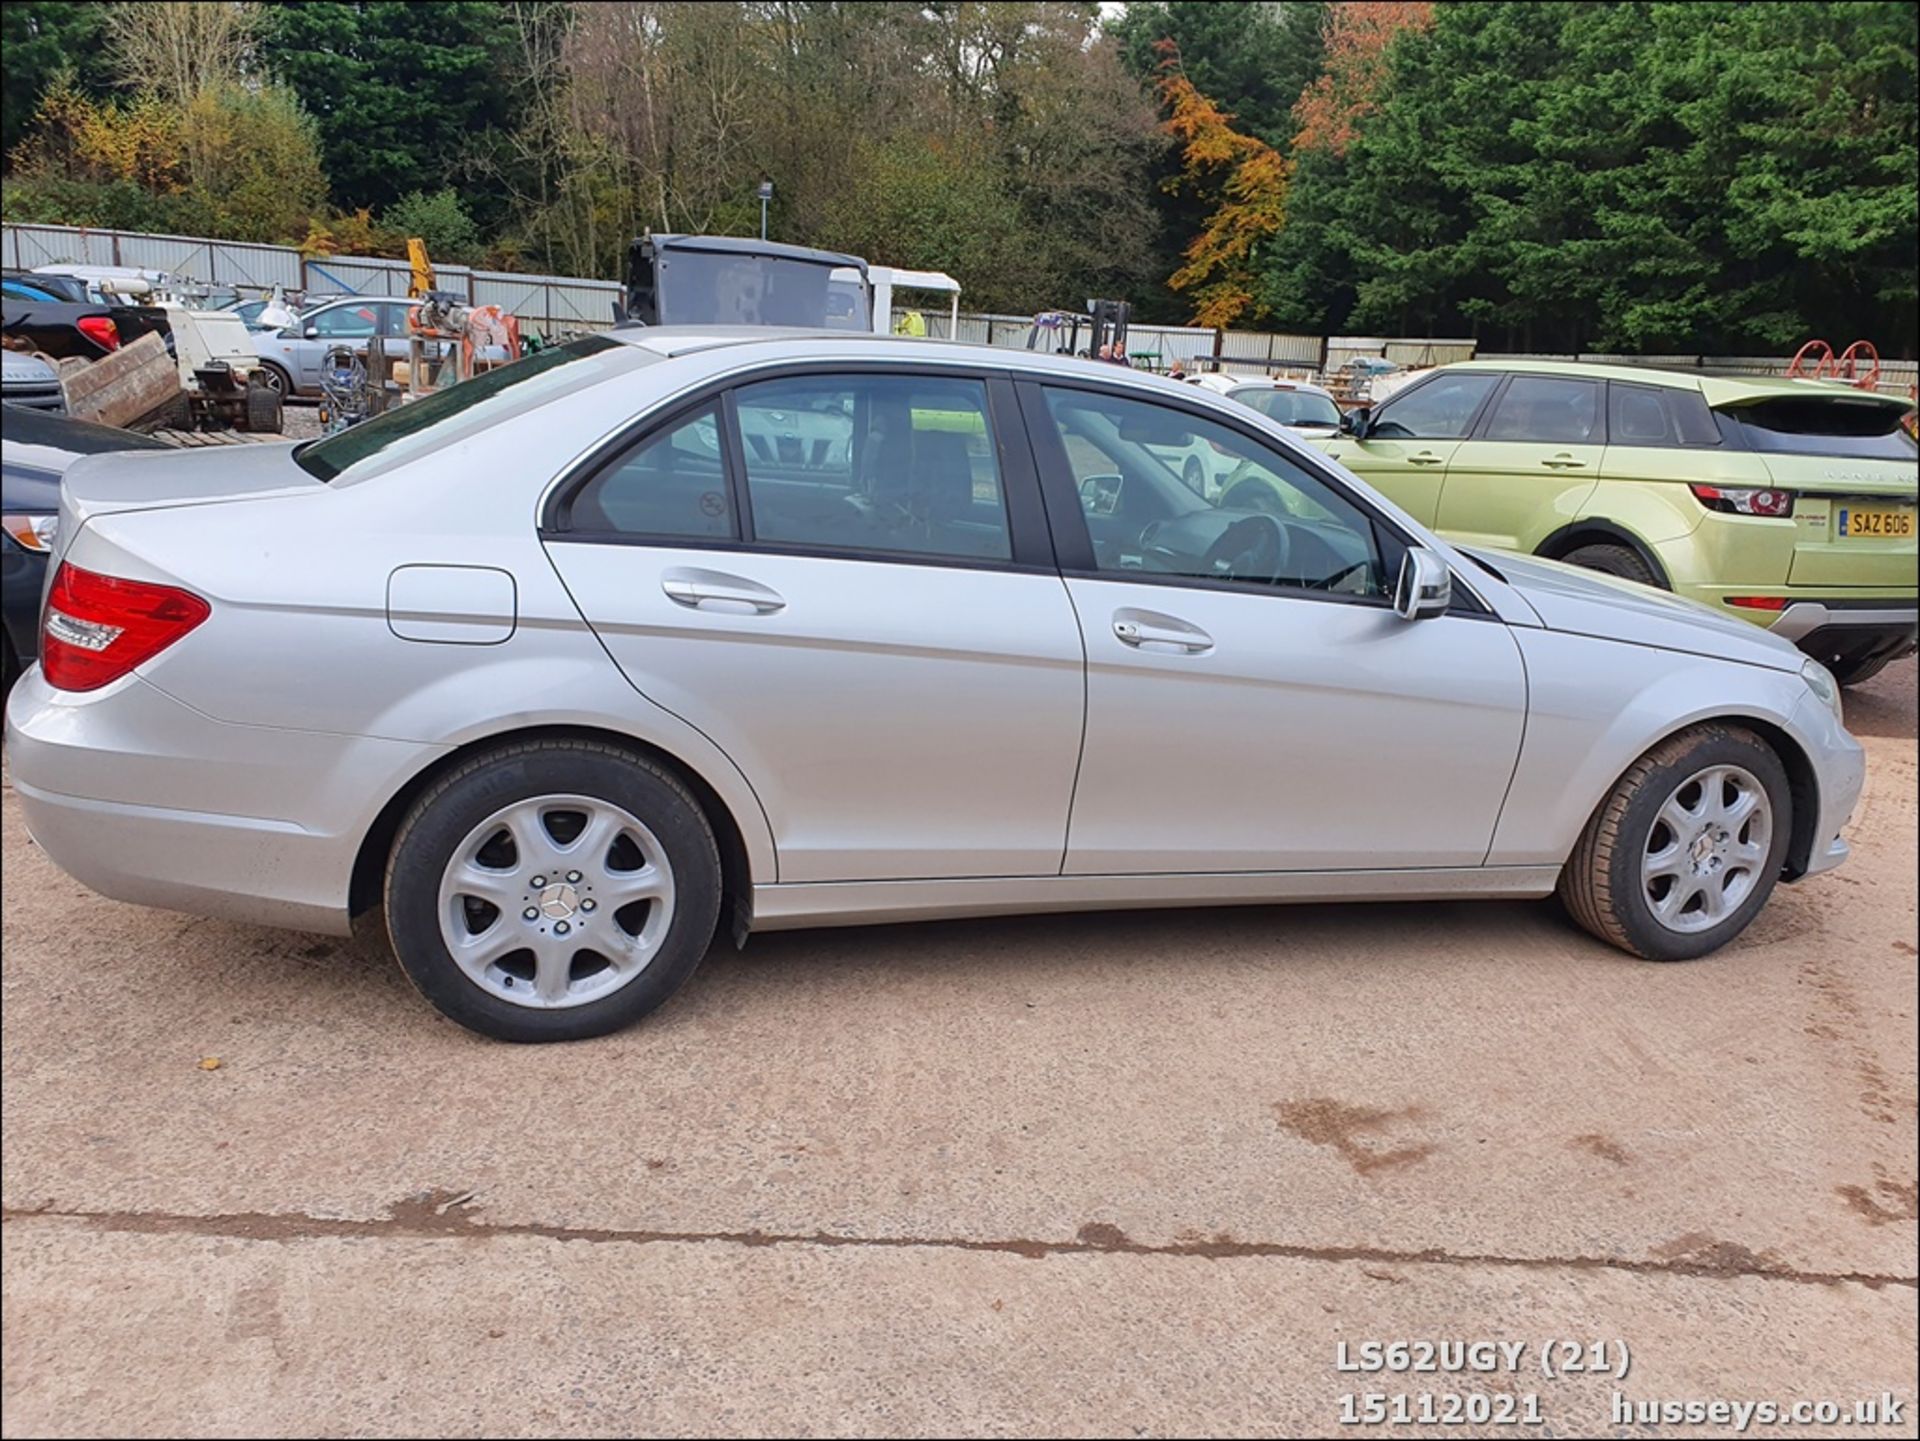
[
  {"x1": 1433, "y1": 358, "x2": 1911, "y2": 410},
  {"x1": 603, "y1": 327, "x2": 1259, "y2": 391}
]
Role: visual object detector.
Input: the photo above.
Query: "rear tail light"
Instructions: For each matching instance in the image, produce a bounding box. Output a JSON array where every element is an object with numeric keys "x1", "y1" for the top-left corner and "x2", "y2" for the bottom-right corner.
[
  {"x1": 41, "y1": 562, "x2": 209, "y2": 692},
  {"x1": 75, "y1": 315, "x2": 121, "y2": 351},
  {"x1": 1690, "y1": 483, "x2": 1794, "y2": 517},
  {"x1": 1726, "y1": 596, "x2": 1789, "y2": 611}
]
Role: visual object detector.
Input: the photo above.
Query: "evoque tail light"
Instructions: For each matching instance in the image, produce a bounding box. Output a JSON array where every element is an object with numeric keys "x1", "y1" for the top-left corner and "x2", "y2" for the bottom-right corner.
[
  {"x1": 41, "y1": 563, "x2": 209, "y2": 692},
  {"x1": 1690, "y1": 484, "x2": 1794, "y2": 517}
]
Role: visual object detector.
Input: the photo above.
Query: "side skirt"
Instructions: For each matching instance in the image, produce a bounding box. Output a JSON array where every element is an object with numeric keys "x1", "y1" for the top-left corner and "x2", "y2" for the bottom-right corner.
[{"x1": 750, "y1": 866, "x2": 1561, "y2": 932}]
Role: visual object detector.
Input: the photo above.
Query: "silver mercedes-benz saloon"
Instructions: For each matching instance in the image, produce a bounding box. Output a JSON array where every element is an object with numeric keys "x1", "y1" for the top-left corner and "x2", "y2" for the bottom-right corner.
[{"x1": 4, "y1": 330, "x2": 1865, "y2": 1041}]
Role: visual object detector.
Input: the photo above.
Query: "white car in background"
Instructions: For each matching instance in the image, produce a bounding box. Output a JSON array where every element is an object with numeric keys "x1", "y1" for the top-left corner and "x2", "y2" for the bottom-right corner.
[{"x1": 1220, "y1": 378, "x2": 1345, "y2": 440}]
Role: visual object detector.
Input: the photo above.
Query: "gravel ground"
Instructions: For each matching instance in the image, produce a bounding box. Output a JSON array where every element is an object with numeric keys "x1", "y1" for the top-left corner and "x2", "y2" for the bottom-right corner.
[
  {"x1": 2, "y1": 644, "x2": 1913, "y2": 1435},
  {"x1": 276, "y1": 398, "x2": 322, "y2": 441}
]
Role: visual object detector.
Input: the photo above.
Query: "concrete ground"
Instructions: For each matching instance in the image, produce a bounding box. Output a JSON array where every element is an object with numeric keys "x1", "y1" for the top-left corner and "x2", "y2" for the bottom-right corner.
[{"x1": 3, "y1": 661, "x2": 1915, "y2": 1438}]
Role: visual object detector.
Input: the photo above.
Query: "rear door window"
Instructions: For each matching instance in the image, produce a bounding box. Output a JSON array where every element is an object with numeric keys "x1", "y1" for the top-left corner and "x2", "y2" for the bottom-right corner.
[
  {"x1": 1482, "y1": 376, "x2": 1603, "y2": 443},
  {"x1": 1728, "y1": 398, "x2": 1918, "y2": 461},
  {"x1": 568, "y1": 406, "x2": 734, "y2": 539},
  {"x1": 732, "y1": 374, "x2": 1012, "y2": 562}
]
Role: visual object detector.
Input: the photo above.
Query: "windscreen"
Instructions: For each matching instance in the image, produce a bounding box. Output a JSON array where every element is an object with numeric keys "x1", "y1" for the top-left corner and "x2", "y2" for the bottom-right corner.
[{"x1": 655, "y1": 250, "x2": 870, "y2": 328}]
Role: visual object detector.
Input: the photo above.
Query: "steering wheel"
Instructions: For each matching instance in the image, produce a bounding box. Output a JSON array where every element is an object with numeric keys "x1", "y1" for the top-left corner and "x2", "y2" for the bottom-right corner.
[{"x1": 1198, "y1": 513, "x2": 1290, "y2": 584}]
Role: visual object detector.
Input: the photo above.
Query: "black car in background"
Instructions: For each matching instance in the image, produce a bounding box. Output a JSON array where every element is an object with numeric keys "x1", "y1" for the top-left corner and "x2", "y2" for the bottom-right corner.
[
  {"x1": 1, "y1": 406, "x2": 171, "y2": 690},
  {"x1": 2, "y1": 270, "x2": 171, "y2": 362}
]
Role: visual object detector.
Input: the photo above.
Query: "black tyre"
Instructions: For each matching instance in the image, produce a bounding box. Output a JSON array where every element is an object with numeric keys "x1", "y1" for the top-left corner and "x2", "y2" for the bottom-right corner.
[
  {"x1": 1559, "y1": 724, "x2": 1791, "y2": 961},
  {"x1": 385, "y1": 739, "x2": 722, "y2": 1042},
  {"x1": 1829, "y1": 653, "x2": 1894, "y2": 688},
  {"x1": 1560, "y1": 542, "x2": 1662, "y2": 588},
  {"x1": 244, "y1": 379, "x2": 283, "y2": 433}
]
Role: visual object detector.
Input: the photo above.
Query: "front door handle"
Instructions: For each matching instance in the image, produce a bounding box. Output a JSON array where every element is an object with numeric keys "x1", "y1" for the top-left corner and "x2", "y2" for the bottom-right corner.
[
  {"x1": 1408, "y1": 451, "x2": 1445, "y2": 466},
  {"x1": 662, "y1": 567, "x2": 786, "y2": 614},
  {"x1": 1541, "y1": 453, "x2": 1587, "y2": 469},
  {"x1": 1113, "y1": 608, "x2": 1213, "y2": 654}
]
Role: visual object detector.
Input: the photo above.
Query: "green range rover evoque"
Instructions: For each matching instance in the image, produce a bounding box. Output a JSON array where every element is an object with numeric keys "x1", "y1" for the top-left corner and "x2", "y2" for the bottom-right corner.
[{"x1": 1291, "y1": 360, "x2": 1917, "y2": 686}]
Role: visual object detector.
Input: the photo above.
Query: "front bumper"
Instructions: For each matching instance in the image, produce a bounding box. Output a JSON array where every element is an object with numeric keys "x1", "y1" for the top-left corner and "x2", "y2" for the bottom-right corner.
[
  {"x1": 5, "y1": 666, "x2": 447, "y2": 935},
  {"x1": 1787, "y1": 690, "x2": 1867, "y2": 880}
]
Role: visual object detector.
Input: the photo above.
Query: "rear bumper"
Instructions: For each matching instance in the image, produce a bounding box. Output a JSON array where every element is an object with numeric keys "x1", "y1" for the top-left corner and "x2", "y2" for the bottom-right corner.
[
  {"x1": 1768, "y1": 601, "x2": 1916, "y2": 643},
  {"x1": 5, "y1": 667, "x2": 446, "y2": 935},
  {"x1": 1694, "y1": 590, "x2": 1918, "y2": 670}
]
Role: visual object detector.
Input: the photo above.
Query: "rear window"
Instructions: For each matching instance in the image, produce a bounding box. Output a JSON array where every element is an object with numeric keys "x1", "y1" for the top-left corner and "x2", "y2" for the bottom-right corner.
[
  {"x1": 293, "y1": 337, "x2": 647, "y2": 484},
  {"x1": 1727, "y1": 397, "x2": 1917, "y2": 461},
  {"x1": 1232, "y1": 387, "x2": 1342, "y2": 428}
]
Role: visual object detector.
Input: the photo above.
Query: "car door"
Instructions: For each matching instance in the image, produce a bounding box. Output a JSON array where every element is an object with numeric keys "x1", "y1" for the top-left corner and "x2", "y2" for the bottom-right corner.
[
  {"x1": 1024, "y1": 381, "x2": 1528, "y2": 874},
  {"x1": 299, "y1": 300, "x2": 383, "y2": 390},
  {"x1": 1438, "y1": 373, "x2": 1606, "y2": 550},
  {"x1": 1319, "y1": 369, "x2": 1503, "y2": 525},
  {"x1": 541, "y1": 367, "x2": 1086, "y2": 883}
]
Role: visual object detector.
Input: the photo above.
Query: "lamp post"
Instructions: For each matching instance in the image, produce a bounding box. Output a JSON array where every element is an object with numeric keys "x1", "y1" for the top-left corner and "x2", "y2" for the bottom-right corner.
[{"x1": 756, "y1": 179, "x2": 774, "y2": 241}]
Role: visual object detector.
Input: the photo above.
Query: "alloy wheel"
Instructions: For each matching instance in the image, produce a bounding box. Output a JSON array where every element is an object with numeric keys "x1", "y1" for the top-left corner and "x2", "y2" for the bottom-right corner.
[
  {"x1": 1640, "y1": 763, "x2": 1772, "y2": 933},
  {"x1": 437, "y1": 794, "x2": 676, "y2": 1008}
]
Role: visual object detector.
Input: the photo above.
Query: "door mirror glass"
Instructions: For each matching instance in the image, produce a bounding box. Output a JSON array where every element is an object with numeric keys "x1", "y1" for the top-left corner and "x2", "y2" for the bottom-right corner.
[
  {"x1": 1080, "y1": 473, "x2": 1124, "y2": 515},
  {"x1": 1394, "y1": 547, "x2": 1452, "y2": 620}
]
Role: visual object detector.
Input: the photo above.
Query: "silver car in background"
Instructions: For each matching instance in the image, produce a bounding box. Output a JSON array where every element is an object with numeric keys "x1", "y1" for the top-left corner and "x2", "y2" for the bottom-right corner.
[
  {"x1": 6, "y1": 331, "x2": 1865, "y2": 1041},
  {"x1": 248, "y1": 295, "x2": 425, "y2": 398}
]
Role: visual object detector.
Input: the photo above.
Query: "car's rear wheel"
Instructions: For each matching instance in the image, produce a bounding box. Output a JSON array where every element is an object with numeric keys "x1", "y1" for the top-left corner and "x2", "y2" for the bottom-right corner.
[
  {"x1": 384, "y1": 739, "x2": 721, "y2": 1042},
  {"x1": 1560, "y1": 542, "x2": 1661, "y2": 588},
  {"x1": 1559, "y1": 724, "x2": 1790, "y2": 961}
]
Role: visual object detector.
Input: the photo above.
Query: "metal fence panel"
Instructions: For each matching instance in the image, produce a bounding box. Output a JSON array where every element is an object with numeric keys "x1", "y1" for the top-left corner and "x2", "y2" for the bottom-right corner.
[{"x1": 5, "y1": 223, "x2": 117, "y2": 268}]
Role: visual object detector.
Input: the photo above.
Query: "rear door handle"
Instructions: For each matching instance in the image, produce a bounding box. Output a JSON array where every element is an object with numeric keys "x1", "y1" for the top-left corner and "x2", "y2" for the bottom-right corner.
[
  {"x1": 662, "y1": 567, "x2": 786, "y2": 614},
  {"x1": 1113, "y1": 608, "x2": 1213, "y2": 654},
  {"x1": 1408, "y1": 451, "x2": 1445, "y2": 466},
  {"x1": 1541, "y1": 453, "x2": 1587, "y2": 469}
]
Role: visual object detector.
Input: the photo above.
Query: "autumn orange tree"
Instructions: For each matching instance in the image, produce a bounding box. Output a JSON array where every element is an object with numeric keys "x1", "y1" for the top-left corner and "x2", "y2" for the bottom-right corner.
[
  {"x1": 1292, "y1": 0, "x2": 1434, "y2": 157},
  {"x1": 1156, "y1": 41, "x2": 1291, "y2": 328}
]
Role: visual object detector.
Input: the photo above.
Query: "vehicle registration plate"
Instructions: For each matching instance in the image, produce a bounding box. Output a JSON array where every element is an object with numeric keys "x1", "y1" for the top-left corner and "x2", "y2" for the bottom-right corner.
[{"x1": 1837, "y1": 506, "x2": 1915, "y2": 539}]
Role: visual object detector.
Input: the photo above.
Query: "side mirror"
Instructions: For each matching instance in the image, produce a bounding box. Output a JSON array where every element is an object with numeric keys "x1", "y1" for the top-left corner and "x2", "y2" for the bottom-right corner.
[
  {"x1": 1394, "y1": 548, "x2": 1452, "y2": 621},
  {"x1": 303, "y1": 325, "x2": 320, "y2": 339},
  {"x1": 1340, "y1": 407, "x2": 1370, "y2": 437}
]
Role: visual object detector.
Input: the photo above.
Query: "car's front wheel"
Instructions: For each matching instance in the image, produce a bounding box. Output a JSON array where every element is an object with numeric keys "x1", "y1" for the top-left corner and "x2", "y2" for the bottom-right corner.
[
  {"x1": 1559, "y1": 724, "x2": 1791, "y2": 961},
  {"x1": 255, "y1": 362, "x2": 292, "y2": 399},
  {"x1": 384, "y1": 739, "x2": 722, "y2": 1041}
]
